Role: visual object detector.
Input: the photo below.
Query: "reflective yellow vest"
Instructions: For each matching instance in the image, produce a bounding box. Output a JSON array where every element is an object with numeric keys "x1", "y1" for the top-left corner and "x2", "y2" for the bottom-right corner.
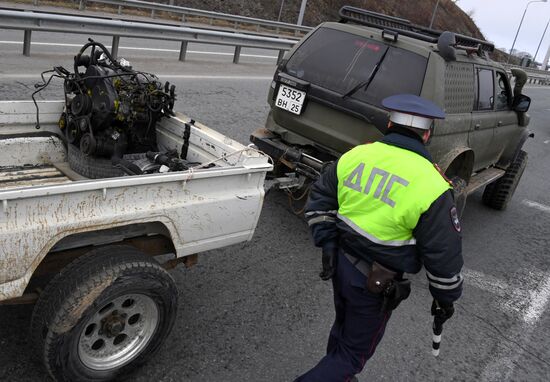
[{"x1": 336, "y1": 142, "x2": 451, "y2": 247}]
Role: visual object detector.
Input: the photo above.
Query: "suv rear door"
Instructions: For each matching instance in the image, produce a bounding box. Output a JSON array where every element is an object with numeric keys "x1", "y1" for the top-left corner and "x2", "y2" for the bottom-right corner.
[
  {"x1": 470, "y1": 66, "x2": 498, "y2": 170},
  {"x1": 492, "y1": 70, "x2": 522, "y2": 159}
]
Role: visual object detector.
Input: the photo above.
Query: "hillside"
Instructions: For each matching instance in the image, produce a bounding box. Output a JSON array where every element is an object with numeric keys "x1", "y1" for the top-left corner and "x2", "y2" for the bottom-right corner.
[
  {"x1": 9, "y1": 0, "x2": 503, "y2": 60},
  {"x1": 172, "y1": 0, "x2": 484, "y2": 40}
]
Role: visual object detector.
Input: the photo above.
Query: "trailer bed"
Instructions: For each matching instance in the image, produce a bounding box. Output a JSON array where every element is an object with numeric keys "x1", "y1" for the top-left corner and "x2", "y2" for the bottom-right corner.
[
  {"x1": 0, "y1": 165, "x2": 72, "y2": 190},
  {"x1": 0, "y1": 100, "x2": 272, "y2": 301}
]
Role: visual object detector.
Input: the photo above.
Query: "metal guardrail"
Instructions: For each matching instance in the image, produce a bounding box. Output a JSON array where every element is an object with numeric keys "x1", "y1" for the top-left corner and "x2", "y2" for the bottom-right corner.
[
  {"x1": 0, "y1": 9, "x2": 298, "y2": 63},
  {"x1": 4, "y1": 7, "x2": 549, "y2": 84},
  {"x1": 518, "y1": 68, "x2": 550, "y2": 85},
  {"x1": 29, "y1": 0, "x2": 313, "y2": 37},
  {"x1": 502, "y1": 63, "x2": 550, "y2": 86}
]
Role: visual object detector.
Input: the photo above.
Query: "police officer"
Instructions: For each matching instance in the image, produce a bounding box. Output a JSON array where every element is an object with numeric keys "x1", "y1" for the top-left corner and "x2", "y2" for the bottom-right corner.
[{"x1": 295, "y1": 94, "x2": 464, "y2": 382}]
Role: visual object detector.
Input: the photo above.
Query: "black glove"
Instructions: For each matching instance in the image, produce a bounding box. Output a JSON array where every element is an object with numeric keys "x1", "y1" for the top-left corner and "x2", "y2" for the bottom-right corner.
[
  {"x1": 319, "y1": 247, "x2": 337, "y2": 280},
  {"x1": 431, "y1": 299, "x2": 454, "y2": 324}
]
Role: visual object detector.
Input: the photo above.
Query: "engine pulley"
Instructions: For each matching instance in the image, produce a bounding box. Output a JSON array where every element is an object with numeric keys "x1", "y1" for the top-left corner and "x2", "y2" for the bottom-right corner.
[{"x1": 71, "y1": 94, "x2": 93, "y2": 116}]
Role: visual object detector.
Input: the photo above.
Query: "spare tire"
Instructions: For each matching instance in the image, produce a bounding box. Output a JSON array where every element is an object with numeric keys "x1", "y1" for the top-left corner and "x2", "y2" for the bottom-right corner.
[{"x1": 67, "y1": 143, "x2": 125, "y2": 179}]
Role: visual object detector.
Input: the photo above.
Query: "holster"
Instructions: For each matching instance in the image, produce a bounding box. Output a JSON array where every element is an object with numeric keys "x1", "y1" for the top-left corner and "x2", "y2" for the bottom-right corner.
[
  {"x1": 381, "y1": 279, "x2": 411, "y2": 312},
  {"x1": 366, "y1": 261, "x2": 397, "y2": 294},
  {"x1": 366, "y1": 261, "x2": 411, "y2": 312}
]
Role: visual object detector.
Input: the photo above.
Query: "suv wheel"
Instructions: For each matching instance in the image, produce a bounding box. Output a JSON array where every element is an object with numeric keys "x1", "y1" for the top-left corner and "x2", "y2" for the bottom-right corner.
[{"x1": 482, "y1": 150, "x2": 528, "y2": 210}]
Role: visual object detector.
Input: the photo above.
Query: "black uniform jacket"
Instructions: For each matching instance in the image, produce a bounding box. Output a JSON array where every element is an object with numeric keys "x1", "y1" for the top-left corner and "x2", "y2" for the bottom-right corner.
[{"x1": 305, "y1": 131, "x2": 464, "y2": 304}]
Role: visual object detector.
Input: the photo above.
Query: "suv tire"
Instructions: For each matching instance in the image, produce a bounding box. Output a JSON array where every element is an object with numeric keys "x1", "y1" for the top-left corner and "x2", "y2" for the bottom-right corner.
[
  {"x1": 482, "y1": 150, "x2": 528, "y2": 210},
  {"x1": 30, "y1": 246, "x2": 178, "y2": 382}
]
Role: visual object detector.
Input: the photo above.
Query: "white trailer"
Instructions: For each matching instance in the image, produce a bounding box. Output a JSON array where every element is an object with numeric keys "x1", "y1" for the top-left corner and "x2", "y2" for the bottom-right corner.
[{"x1": 0, "y1": 101, "x2": 272, "y2": 381}]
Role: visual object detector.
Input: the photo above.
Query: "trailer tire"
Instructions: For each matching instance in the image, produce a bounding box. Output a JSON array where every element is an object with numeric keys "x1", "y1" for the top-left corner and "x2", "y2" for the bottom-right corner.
[
  {"x1": 30, "y1": 246, "x2": 178, "y2": 382},
  {"x1": 482, "y1": 150, "x2": 527, "y2": 210}
]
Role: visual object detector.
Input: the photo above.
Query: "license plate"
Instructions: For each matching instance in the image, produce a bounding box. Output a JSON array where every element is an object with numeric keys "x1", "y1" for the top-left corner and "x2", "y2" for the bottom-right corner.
[{"x1": 275, "y1": 84, "x2": 306, "y2": 115}]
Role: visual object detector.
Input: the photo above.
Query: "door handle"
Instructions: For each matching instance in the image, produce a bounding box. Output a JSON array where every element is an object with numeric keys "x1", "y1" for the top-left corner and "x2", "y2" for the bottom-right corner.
[
  {"x1": 497, "y1": 120, "x2": 503, "y2": 127},
  {"x1": 474, "y1": 123, "x2": 480, "y2": 130}
]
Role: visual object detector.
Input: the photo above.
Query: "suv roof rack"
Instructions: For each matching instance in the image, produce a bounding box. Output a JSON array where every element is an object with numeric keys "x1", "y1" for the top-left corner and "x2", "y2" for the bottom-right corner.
[{"x1": 338, "y1": 5, "x2": 494, "y2": 54}]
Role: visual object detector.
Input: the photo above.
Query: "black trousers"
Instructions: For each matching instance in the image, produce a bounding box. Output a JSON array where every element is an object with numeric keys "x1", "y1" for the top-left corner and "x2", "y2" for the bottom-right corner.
[{"x1": 295, "y1": 252, "x2": 392, "y2": 382}]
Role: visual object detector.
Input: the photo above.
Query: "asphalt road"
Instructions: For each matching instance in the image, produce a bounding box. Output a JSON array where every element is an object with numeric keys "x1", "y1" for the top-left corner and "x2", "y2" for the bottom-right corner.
[{"x1": 0, "y1": 34, "x2": 549, "y2": 382}]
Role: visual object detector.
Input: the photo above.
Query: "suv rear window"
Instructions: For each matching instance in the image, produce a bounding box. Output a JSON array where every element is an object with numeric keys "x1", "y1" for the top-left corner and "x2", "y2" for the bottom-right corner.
[{"x1": 284, "y1": 27, "x2": 427, "y2": 107}]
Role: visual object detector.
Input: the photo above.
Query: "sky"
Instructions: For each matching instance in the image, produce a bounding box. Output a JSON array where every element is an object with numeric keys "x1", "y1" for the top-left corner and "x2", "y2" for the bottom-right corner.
[{"x1": 455, "y1": 0, "x2": 550, "y2": 61}]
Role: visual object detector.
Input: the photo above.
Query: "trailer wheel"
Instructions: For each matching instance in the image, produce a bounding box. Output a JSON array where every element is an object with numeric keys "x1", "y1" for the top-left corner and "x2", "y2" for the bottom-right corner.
[
  {"x1": 482, "y1": 150, "x2": 527, "y2": 210},
  {"x1": 30, "y1": 246, "x2": 178, "y2": 382}
]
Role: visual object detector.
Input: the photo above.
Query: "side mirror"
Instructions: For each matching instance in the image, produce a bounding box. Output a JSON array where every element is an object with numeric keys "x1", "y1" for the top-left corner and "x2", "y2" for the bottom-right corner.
[{"x1": 513, "y1": 94, "x2": 531, "y2": 113}]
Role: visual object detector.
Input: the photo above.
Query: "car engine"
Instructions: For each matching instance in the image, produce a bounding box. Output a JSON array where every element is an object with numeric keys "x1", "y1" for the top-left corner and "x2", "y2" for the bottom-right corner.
[
  {"x1": 32, "y1": 40, "x2": 197, "y2": 178},
  {"x1": 61, "y1": 40, "x2": 175, "y2": 158}
]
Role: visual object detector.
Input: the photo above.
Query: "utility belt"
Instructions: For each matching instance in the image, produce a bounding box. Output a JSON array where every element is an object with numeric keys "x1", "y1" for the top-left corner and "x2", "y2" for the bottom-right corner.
[{"x1": 344, "y1": 253, "x2": 411, "y2": 312}]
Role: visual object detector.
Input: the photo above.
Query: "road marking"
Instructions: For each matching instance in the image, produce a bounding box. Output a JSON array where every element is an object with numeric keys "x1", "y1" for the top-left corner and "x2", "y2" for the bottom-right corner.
[
  {"x1": 0, "y1": 40, "x2": 278, "y2": 59},
  {"x1": 462, "y1": 268, "x2": 529, "y2": 315},
  {"x1": 522, "y1": 199, "x2": 550, "y2": 213},
  {"x1": 161, "y1": 74, "x2": 272, "y2": 80},
  {"x1": 523, "y1": 275, "x2": 550, "y2": 324},
  {"x1": 544, "y1": 140, "x2": 550, "y2": 144},
  {"x1": 479, "y1": 270, "x2": 550, "y2": 381},
  {"x1": 463, "y1": 268, "x2": 510, "y2": 295},
  {"x1": 0, "y1": 74, "x2": 272, "y2": 80},
  {"x1": 463, "y1": 267, "x2": 550, "y2": 325}
]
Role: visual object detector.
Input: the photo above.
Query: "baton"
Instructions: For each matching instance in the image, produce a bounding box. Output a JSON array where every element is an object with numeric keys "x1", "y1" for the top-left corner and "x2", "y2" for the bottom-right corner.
[{"x1": 431, "y1": 314, "x2": 445, "y2": 357}]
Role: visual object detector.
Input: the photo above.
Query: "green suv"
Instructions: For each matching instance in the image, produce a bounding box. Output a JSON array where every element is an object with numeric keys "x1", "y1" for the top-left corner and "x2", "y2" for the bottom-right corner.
[{"x1": 251, "y1": 6, "x2": 532, "y2": 213}]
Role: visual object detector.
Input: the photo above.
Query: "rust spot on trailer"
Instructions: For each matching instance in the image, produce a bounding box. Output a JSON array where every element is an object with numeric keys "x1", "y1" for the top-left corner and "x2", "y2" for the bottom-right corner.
[{"x1": 162, "y1": 254, "x2": 198, "y2": 270}]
